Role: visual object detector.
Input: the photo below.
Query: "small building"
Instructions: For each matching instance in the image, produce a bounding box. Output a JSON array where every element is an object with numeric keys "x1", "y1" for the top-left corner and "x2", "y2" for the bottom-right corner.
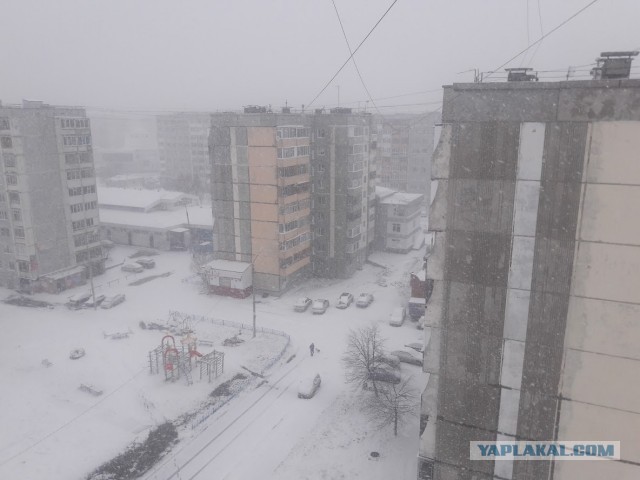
[
  {"x1": 97, "y1": 186, "x2": 213, "y2": 251},
  {"x1": 374, "y1": 187, "x2": 424, "y2": 253},
  {"x1": 200, "y1": 259, "x2": 252, "y2": 298}
]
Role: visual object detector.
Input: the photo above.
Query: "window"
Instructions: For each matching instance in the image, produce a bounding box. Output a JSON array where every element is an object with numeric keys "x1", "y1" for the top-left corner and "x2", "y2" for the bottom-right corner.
[
  {"x1": 0, "y1": 118, "x2": 9, "y2": 130},
  {"x1": 317, "y1": 129, "x2": 326, "y2": 138},
  {"x1": 0, "y1": 227, "x2": 9, "y2": 236},
  {"x1": 72, "y1": 220, "x2": 85, "y2": 231},
  {"x1": 70, "y1": 203, "x2": 83, "y2": 213},
  {"x1": 279, "y1": 182, "x2": 310, "y2": 197},
  {"x1": 318, "y1": 196, "x2": 328, "y2": 206},
  {"x1": 12, "y1": 209, "x2": 21, "y2": 221},
  {"x1": 67, "y1": 170, "x2": 81, "y2": 180},
  {"x1": 296, "y1": 145, "x2": 310, "y2": 156},
  {"x1": 5, "y1": 174, "x2": 17, "y2": 186},
  {"x1": 17, "y1": 260, "x2": 29, "y2": 272},
  {"x1": 277, "y1": 147, "x2": 295, "y2": 159},
  {"x1": 61, "y1": 118, "x2": 90, "y2": 129},
  {"x1": 279, "y1": 219, "x2": 302, "y2": 233},
  {"x1": 392, "y1": 223, "x2": 401, "y2": 233},
  {"x1": 278, "y1": 164, "x2": 308, "y2": 177},
  {"x1": 63, "y1": 135, "x2": 92, "y2": 146},
  {"x1": 3, "y1": 153, "x2": 16, "y2": 167},
  {"x1": 1, "y1": 137, "x2": 12, "y2": 149},
  {"x1": 8, "y1": 192, "x2": 19, "y2": 204},
  {"x1": 0, "y1": 210, "x2": 6, "y2": 220},
  {"x1": 84, "y1": 201, "x2": 97, "y2": 210},
  {"x1": 14, "y1": 227, "x2": 24, "y2": 238}
]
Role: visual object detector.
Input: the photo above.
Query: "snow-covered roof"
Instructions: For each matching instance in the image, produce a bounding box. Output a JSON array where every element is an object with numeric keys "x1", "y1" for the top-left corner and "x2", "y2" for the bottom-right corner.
[
  {"x1": 98, "y1": 205, "x2": 213, "y2": 230},
  {"x1": 202, "y1": 259, "x2": 251, "y2": 273},
  {"x1": 375, "y1": 186, "x2": 396, "y2": 200},
  {"x1": 97, "y1": 186, "x2": 196, "y2": 212},
  {"x1": 378, "y1": 190, "x2": 424, "y2": 206}
]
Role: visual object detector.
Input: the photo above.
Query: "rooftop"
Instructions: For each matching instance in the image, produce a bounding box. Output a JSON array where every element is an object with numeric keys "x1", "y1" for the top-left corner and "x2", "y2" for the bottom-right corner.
[
  {"x1": 97, "y1": 187, "x2": 197, "y2": 212},
  {"x1": 98, "y1": 205, "x2": 213, "y2": 229},
  {"x1": 201, "y1": 259, "x2": 252, "y2": 273}
]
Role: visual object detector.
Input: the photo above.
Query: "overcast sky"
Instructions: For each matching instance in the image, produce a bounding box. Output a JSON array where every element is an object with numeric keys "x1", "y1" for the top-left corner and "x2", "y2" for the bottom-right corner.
[{"x1": 1, "y1": 0, "x2": 639, "y2": 114}]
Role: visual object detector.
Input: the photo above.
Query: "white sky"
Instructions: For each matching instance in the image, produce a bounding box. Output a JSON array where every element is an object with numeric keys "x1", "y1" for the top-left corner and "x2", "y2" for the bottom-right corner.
[{"x1": 1, "y1": 0, "x2": 639, "y2": 113}]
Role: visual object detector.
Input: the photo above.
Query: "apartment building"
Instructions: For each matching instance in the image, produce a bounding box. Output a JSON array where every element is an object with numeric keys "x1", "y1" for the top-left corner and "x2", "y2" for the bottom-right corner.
[
  {"x1": 210, "y1": 112, "x2": 311, "y2": 294},
  {"x1": 310, "y1": 108, "x2": 377, "y2": 278},
  {"x1": 0, "y1": 100, "x2": 103, "y2": 293},
  {"x1": 419, "y1": 60, "x2": 640, "y2": 479},
  {"x1": 157, "y1": 113, "x2": 211, "y2": 193},
  {"x1": 377, "y1": 113, "x2": 437, "y2": 200}
]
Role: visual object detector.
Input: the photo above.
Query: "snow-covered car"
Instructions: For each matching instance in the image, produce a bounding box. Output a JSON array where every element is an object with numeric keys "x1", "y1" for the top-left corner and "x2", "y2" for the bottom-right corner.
[
  {"x1": 380, "y1": 353, "x2": 401, "y2": 369},
  {"x1": 312, "y1": 299, "x2": 330, "y2": 314},
  {"x1": 67, "y1": 291, "x2": 92, "y2": 309},
  {"x1": 69, "y1": 348, "x2": 86, "y2": 360},
  {"x1": 293, "y1": 297, "x2": 312, "y2": 312},
  {"x1": 391, "y1": 350, "x2": 423, "y2": 367},
  {"x1": 135, "y1": 257, "x2": 156, "y2": 269},
  {"x1": 121, "y1": 263, "x2": 144, "y2": 273},
  {"x1": 336, "y1": 292, "x2": 354, "y2": 309},
  {"x1": 367, "y1": 366, "x2": 401, "y2": 384},
  {"x1": 405, "y1": 342, "x2": 424, "y2": 353},
  {"x1": 356, "y1": 293, "x2": 374, "y2": 308},
  {"x1": 297, "y1": 373, "x2": 322, "y2": 399},
  {"x1": 389, "y1": 306, "x2": 406, "y2": 327},
  {"x1": 83, "y1": 294, "x2": 106, "y2": 308},
  {"x1": 101, "y1": 294, "x2": 126, "y2": 309}
]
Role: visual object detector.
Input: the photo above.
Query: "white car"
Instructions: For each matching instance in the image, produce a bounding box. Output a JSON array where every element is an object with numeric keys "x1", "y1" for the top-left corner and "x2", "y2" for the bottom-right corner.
[
  {"x1": 121, "y1": 263, "x2": 144, "y2": 273},
  {"x1": 298, "y1": 373, "x2": 322, "y2": 399},
  {"x1": 67, "y1": 291, "x2": 92, "y2": 309},
  {"x1": 356, "y1": 293, "x2": 374, "y2": 308},
  {"x1": 101, "y1": 294, "x2": 126, "y2": 309},
  {"x1": 312, "y1": 299, "x2": 330, "y2": 314},
  {"x1": 336, "y1": 292, "x2": 354, "y2": 309},
  {"x1": 389, "y1": 306, "x2": 406, "y2": 327},
  {"x1": 294, "y1": 297, "x2": 312, "y2": 312},
  {"x1": 135, "y1": 258, "x2": 156, "y2": 269}
]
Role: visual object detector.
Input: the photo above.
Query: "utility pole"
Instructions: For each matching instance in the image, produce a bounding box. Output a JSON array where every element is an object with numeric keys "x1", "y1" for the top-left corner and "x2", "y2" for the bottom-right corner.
[{"x1": 252, "y1": 262, "x2": 256, "y2": 338}]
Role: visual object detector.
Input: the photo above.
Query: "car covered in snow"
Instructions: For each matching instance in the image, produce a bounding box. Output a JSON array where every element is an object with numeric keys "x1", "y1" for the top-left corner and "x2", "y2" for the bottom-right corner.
[
  {"x1": 391, "y1": 350, "x2": 423, "y2": 367},
  {"x1": 312, "y1": 299, "x2": 330, "y2": 314},
  {"x1": 121, "y1": 263, "x2": 144, "y2": 273},
  {"x1": 297, "y1": 373, "x2": 322, "y2": 399},
  {"x1": 389, "y1": 306, "x2": 406, "y2": 327},
  {"x1": 66, "y1": 291, "x2": 92, "y2": 310},
  {"x1": 69, "y1": 348, "x2": 86, "y2": 360},
  {"x1": 293, "y1": 297, "x2": 312, "y2": 312},
  {"x1": 101, "y1": 294, "x2": 126, "y2": 309},
  {"x1": 336, "y1": 292, "x2": 354, "y2": 309},
  {"x1": 367, "y1": 366, "x2": 401, "y2": 384},
  {"x1": 356, "y1": 293, "x2": 374, "y2": 308},
  {"x1": 135, "y1": 257, "x2": 156, "y2": 269},
  {"x1": 83, "y1": 294, "x2": 106, "y2": 308}
]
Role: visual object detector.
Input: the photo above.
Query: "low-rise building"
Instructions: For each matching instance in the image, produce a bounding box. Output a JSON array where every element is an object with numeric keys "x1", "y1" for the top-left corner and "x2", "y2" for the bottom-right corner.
[{"x1": 374, "y1": 186, "x2": 423, "y2": 253}]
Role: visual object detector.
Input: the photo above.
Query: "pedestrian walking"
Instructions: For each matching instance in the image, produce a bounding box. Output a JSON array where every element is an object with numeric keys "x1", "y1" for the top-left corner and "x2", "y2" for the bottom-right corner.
[{"x1": 309, "y1": 343, "x2": 315, "y2": 357}]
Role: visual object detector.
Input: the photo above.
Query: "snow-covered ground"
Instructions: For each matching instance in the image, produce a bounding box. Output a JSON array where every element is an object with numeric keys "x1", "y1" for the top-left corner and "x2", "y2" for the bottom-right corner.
[{"x1": 0, "y1": 244, "x2": 428, "y2": 480}]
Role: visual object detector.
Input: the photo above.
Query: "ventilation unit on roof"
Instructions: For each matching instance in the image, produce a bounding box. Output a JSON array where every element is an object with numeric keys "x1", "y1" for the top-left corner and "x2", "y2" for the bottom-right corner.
[
  {"x1": 329, "y1": 107, "x2": 352, "y2": 114},
  {"x1": 505, "y1": 68, "x2": 538, "y2": 82},
  {"x1": 591, "y1": 51, "x2": 639, "y2": 80}
]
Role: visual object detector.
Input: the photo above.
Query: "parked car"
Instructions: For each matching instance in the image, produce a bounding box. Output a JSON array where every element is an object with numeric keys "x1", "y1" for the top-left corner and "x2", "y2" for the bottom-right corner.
[
  {"x1": 391, "y1": 350, "x2": 423, "y2": 367},
  {"x1": 356, "y1": 293, "x2": 374, "y2": 308},
  {"x1": 297, "y1": 373, "x2": 322, "y2": 399},
  {"x1": 67, "y1": 291, "x2": 92, "y2": 310},
  {"x1": 405, "y1": 342, "x2": 424, "y2": 353},
  {"x1": 294, "y1": 297, "x2": 312, "y2": 312},
  {"x1": 69, "y1": 348, "x2": 86, "y2": 360},
  {"x1": 135, "y1": 258, "x2": 156, "y2": 269},
  {"x1": 121, "y1": 263, "x2": 144, "y2": 273},
  {"x1": 380, "y1": 353, "x2": 401, "y2": 369},
  {"x1": 367, "y1": 366, "x2": 401, "y2": 384},
  {"x1": 389, "y1": 306, "x2": 406, "y2": 327},
  {"x1": 83, "y1": 294, "x2": 106, "y2": 308},
  {"x1": 101, "y1": 294, "x2": 126, "y2": 309},
  {"x1": 312, "y1": 299, "x2": 330, "y2": 314},
  {"x1": 336, "y1": 292, "x2": 354, "y2": 309}
]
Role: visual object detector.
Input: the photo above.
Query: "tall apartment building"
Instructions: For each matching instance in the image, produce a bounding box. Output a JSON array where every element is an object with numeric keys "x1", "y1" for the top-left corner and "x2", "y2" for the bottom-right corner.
[
  {"x1": 419, "y1": 68, "x2": 640, "y2": 478},
  {"x1": 0, "y1": 100, "x2": 103, "y2": 293},
  {"x1": 210, "y1": 112, "x2": 312, "y2": 293},
  {"x1": 377, "y1": 113, "x2": 437, "y2": 201},
  {"x1": 310, "y1": 109, "x2": 377, "y2": 278},
  {"x1": 157, "y1": 113, "x2": 211, "y2": 192}
]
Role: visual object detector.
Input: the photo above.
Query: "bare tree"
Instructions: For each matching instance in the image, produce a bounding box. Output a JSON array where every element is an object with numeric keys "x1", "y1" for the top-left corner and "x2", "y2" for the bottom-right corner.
[
  {"x1": 364, "y1": 376, "x2": 418, "y2": 436},
  {"x1": 342, "y1": 325, "x2": 386, "y2": 395}
]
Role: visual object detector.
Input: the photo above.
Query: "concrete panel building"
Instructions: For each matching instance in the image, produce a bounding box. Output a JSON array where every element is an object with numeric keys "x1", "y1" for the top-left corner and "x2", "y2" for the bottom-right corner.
[
  {"x1": 310, "y1": 109, "x2": 377, "y2": 278},
  {"x1": 419, "y1": 76, "x2": 640, "y2": 480},
  {"x1": 374, "y1": 186, "x2": 423, "y2": 253},
  {"x1": 0, "y1": 100, "x2": 103, "y2": 293},
  {"x1": 210, "y1": 112, "x2": 311, "y2": 294}
]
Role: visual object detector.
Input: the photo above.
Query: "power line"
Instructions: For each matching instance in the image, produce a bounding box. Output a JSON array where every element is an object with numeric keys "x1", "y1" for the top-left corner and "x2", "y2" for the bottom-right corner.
[
  {"x1": 331, "y1": 0, "x2": 381, "y2": 114},
  {"x1": 307, "y1": 0, "x2": 400, "y2": 108},
  {"x1": 483, "y1": 0, "x2": 603, "y2": 81}
]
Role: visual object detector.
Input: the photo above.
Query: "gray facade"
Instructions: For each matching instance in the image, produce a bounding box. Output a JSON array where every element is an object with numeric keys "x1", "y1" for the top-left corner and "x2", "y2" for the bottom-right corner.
[
  {"x1": 0, "y1": 100, "x2": 103, "y2": 292},
  {"x1": 420, "y1": 79, "x2": 640, "y2": 480}
]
